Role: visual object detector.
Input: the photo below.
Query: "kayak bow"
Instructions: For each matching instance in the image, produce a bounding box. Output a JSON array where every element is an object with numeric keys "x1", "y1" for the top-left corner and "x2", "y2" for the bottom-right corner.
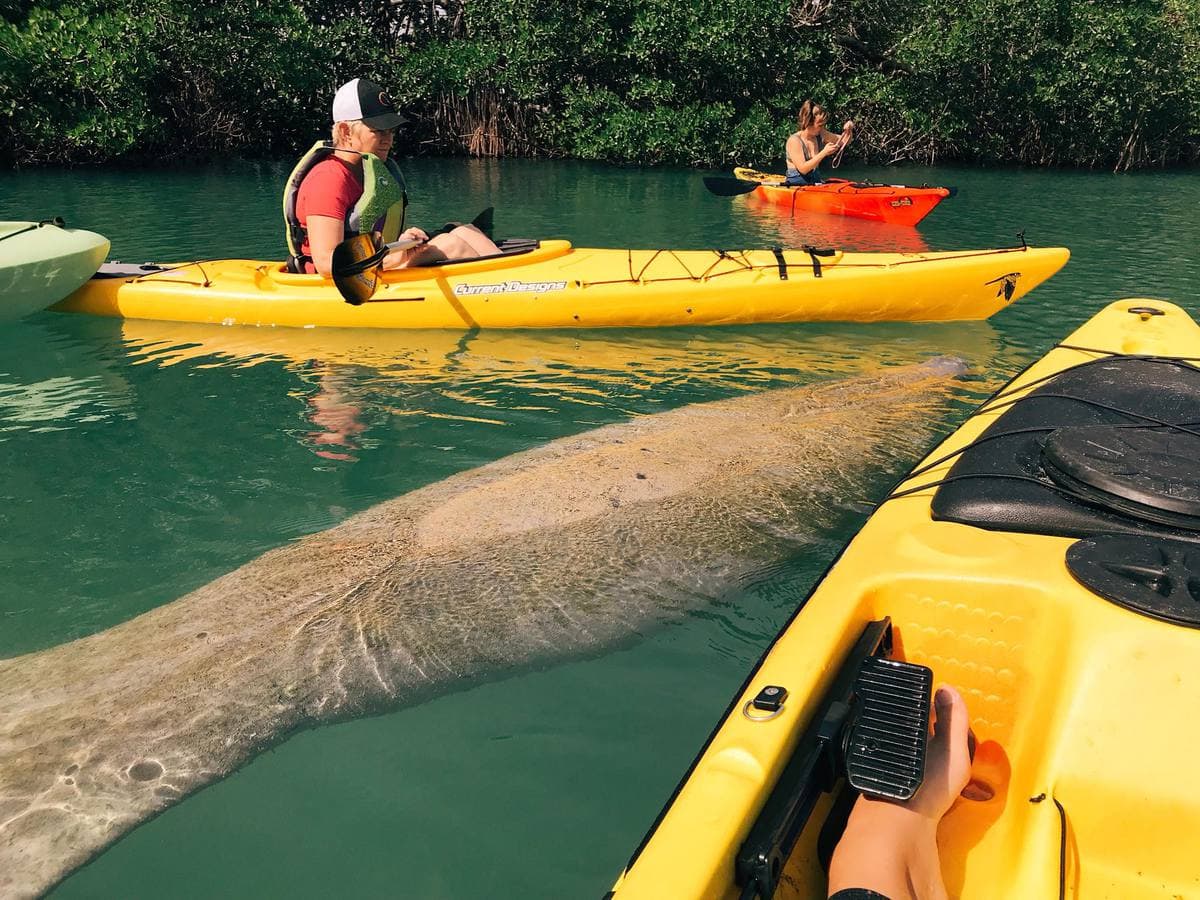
[{"x1": 1, "y1": 220, "x2": 110, "y2": 322}]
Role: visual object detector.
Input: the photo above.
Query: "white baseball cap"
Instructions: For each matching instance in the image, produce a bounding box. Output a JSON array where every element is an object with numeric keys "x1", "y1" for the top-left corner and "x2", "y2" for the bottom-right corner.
[{"x1": 331, "y1": 78, "x2": 406, "y2": 128}]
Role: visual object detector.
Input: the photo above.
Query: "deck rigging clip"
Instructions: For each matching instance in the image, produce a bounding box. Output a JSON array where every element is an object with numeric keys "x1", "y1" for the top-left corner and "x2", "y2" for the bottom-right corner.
[{"x1": 771, "y1": 246, "x2": 788, "y2": 281}]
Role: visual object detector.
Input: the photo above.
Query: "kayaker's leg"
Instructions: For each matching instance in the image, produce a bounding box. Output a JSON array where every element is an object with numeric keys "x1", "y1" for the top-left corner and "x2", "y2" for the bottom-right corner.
[
  {"x1": 448, "y1": 224, "x2": 501, "y2": 256},
  {"x1": 827, "y1": 685, "x2": 979, "y2": 900},
  {"x1": 397, "y1": 225, "x2": 501, "y2": 267}
]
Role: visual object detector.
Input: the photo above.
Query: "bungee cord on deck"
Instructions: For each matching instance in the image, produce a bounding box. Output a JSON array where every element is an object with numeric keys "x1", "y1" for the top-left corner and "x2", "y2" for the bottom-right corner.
[{"x1": 879, "y1": 350, "x2": 1200, "y2": 504}]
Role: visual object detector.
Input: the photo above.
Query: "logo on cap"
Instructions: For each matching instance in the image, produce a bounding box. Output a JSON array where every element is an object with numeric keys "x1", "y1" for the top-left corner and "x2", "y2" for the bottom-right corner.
[{"x1": 379, "y1": 92, "x2": 391, "y2": 108}]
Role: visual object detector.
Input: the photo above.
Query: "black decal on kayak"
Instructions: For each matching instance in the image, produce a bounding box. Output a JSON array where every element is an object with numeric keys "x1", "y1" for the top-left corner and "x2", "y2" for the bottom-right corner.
[
  {"x1": 889, "y1": 196, "x2": 914, "y2": 207},
  {"x1": 985, "y1": 272, "x2": 1021, "y2": 302}
]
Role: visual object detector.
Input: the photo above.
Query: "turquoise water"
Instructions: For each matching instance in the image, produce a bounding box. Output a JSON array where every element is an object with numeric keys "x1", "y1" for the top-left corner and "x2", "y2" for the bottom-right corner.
[{"x1": 0, "y1": 158, "x2": 1198, "y2": 897}]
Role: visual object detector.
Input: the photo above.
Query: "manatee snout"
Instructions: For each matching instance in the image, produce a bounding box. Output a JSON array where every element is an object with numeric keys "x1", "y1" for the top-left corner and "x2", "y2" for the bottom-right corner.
[{"x1": 919, "y1": 355, "x2": 969, "y2": 377}]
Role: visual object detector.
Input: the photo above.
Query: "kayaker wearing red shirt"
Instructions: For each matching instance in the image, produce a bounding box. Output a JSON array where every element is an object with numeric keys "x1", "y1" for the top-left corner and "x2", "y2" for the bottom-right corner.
[
  {"x1": 785, "y1": 100, "x2": 855, "y2": 186},
  {"x1": 286, "y1": 78, "x2": 498, "y2": 275}
]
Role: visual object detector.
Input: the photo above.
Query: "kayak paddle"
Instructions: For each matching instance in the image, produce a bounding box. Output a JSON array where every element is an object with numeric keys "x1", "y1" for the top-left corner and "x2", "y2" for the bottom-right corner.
[
  {"x1": 703, "y1": 176, "x2": 768, "y2": 197},
  {"x1": 331, "y1": 207, "x2": 498, "y2": 305},
  {"x1": 331, "y1": 233, "x2": 421, "y2": 305}
]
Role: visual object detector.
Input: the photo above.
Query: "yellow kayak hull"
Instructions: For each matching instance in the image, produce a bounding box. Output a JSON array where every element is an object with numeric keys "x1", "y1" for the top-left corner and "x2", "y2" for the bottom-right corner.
[
  {"x1": 55, "y1": 241, "x2": 1068, "y2": 328},
  {"x1": 612, "y1": 299, "x2": 1200, "y2": 898}
]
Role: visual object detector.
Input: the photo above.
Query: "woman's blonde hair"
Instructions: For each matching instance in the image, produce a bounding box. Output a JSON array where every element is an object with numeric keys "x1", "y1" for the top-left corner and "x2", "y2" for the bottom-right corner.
[{"x1": 797, "y1": 100, "x2": 827, "y2": 130}]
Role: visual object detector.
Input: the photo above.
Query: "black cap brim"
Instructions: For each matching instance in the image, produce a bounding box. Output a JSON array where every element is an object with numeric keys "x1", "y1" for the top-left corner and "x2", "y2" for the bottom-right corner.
[{"x1": 362, "y1": 111, "x2": 406, "y2": 129}]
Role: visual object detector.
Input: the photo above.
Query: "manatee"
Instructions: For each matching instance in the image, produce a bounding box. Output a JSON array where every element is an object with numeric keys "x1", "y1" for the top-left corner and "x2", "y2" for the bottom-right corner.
[{"x1": 0, "y1": 357, "x2": 966, "y2": 897}]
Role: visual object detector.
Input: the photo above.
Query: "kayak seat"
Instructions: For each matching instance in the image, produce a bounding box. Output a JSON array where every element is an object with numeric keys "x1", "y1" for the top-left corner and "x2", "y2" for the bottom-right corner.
[{"x1": 931, "y1": 356, "x2": 1200, "y2": 544}]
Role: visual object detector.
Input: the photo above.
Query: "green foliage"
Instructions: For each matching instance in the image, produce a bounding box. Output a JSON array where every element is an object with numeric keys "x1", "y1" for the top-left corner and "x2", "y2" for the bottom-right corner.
[
  {"x1": 861, "y1": 0, "x2": 1200, "y2": 167},
  {"x1": 2, "y1": 0, "x2": 1197, "y2": 168},
  {"x1": 1, "y1": 0, "x2": 372, "y2": 165}
]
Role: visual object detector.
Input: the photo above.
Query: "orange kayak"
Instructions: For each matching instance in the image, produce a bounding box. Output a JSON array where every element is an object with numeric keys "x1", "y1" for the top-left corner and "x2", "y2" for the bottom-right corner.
[{"x1": 733, "y1": 167, "x2": 953, "y2": 227}]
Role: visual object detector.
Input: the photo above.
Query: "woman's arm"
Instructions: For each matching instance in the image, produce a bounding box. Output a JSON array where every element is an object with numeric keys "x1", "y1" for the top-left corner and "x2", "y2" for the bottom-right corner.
[
  {"x1": 785, "y1": 133, "x2": 804, "y2": 172},
  {"x1": 383, "y1": 227, "x2": 429, "y2": 268},
  {"x1": 827, "y1": 686, "x2": 974, "y2": 900},
  {"x1": 823, "y1": 121, "x2": 855, "y2": 149},
  {"x1": 305, "y1": 215, "x2": 345, "y2": 276},
  {"x1": 787, "y1": 133, "x2": 837, "y2": 175},
  {"x1": 309, "y1": 220, "x2": 429, "y2": 275}
]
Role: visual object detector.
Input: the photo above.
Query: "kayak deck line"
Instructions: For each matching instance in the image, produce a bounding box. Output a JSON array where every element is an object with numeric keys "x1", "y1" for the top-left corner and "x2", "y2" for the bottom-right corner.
[
  {"x1": 100, "y1": 244, "x2": 1043, "y2": 288},
  {"x1": 881, "y1": 350, "x2": 1200, "y2": 504}
]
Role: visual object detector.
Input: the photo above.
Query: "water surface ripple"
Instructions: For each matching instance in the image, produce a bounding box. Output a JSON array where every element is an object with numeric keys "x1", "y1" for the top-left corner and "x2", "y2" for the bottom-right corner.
[{"x1": 0, "y1": 158, "x2": 1196, "y2": 897}]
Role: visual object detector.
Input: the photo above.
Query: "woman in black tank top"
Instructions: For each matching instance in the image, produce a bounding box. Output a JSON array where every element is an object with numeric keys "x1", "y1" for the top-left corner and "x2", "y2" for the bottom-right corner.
[{"x1": 785, "y1": 100, "x2": 855, "y2": 185}]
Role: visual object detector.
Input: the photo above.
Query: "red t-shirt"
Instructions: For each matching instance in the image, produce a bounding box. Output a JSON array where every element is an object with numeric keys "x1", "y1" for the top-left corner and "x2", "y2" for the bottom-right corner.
[{"x1": 295, "y1": 157, "x2": 363, "y2": 270}]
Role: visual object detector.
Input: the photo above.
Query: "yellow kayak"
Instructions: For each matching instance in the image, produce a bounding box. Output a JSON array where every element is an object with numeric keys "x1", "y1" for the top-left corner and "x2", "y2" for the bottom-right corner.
[
  {"x1": 611, "y1": 298, "x2": 1200, "y2": 898},
  {"x1": 55, "y1": 240, "x2": 1068, "y2": 329}
]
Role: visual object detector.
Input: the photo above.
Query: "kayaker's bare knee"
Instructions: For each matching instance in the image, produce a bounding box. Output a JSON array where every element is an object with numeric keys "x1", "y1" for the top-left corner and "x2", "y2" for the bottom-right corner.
[
  {"x1": 428, "y1": 232, "x2": 474, "y2": 259},
  {"x1": 448, "y1": 224, "x2": 500, "y2": 256},
  {"x1": 417, "y1": 227, "x2": 500, "y2": 264},
  {"x1": 827, "y1": 685, "x2": 991, "y2": 900}
]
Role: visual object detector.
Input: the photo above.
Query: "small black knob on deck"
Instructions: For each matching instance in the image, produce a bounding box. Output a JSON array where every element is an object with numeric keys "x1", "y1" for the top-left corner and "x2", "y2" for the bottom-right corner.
[{"x1": 752, "y1": 685, "x2": 788, "y2": 712}]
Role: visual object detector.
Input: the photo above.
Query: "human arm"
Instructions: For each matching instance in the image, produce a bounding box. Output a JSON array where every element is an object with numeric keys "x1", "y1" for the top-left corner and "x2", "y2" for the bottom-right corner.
[
  {"x1": 823, "y1": 120, "x2": 855, "y2": 150},
  {"x1": 826, "y1": 686, "x2": 973, "y2": 900},
  {"x1": 305, "y1": 215, "x2": 346, "y2": 276},
  {"x1": 787, "y1": 133, "x2": 840, "y2": 175},
  {"x1": 307, "y1": 220, "x2": 428, "y2": 276},
  {"x1": 382, "y1": 227, "x2": 429, "y2": 268}
]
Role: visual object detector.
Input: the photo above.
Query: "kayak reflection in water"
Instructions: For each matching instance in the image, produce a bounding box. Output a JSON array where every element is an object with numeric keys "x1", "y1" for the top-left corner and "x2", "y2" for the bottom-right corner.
[
  {"x1": 286, "y1": 77, "x2": 499, "y2": 275},
  {"x1": 785, "y1": 100, "x2": 855, "y2": 186},
  {"x1": 827, "y1": 686, "x2": 995, "y2": 900}
]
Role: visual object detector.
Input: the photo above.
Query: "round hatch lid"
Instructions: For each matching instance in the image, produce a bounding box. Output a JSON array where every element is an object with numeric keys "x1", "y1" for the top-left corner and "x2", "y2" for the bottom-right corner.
[
  {"x1": 1041, "y1": 425, "x2": 1200, "y2": 530},
  {"x1": 1067, "y1": 534, "x2": 1200, "y2": 627}
]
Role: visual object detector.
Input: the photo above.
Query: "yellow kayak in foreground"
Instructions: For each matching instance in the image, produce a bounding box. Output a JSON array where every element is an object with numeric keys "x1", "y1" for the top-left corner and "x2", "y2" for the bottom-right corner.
[
  {"x1": 55, "y1": 240, "x2": 1068, "y2": 329},
  {"x1": 610, "y1": 298, "x2": 1200, "y2": 898}
]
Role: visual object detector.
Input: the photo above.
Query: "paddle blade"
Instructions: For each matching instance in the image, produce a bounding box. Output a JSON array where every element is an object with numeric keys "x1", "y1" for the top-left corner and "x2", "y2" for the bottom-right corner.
[
  {"x1": 703, "y1": 176, "x2": 761, "y2": 197},
  {"x1": 332, "y1": 232, "x2": 385, "y2": 306}
]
